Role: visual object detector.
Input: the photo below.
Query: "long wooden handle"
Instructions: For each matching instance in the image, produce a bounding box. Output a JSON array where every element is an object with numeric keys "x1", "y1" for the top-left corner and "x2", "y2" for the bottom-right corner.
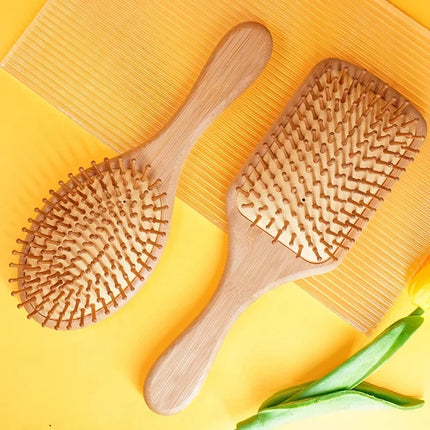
[
  {"x1": 144, "y1": 262, "x2": 251, "y2": 415},
  {"x1": 138, "y1": 22, "x2": 272, "y2": 170},
  {"x1": 144, "y1": 217, "x2": 318, "y2": 414}
]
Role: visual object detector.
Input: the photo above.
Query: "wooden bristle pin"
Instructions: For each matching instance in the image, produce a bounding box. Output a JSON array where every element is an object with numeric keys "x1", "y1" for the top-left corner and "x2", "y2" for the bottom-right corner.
[
  {"x1": 10, "y1": 23, "x2": 273, "y2": 330},
  {"x1": 145, "y1": 58, "x2": 427, "y2": 415}
]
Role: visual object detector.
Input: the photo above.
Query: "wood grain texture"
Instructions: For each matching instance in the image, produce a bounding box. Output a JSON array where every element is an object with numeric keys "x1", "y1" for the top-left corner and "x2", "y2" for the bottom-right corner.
[
  {"x1": 9, "y1": 22, "x2": 273, "y2": 329},
  {"x1": 144, "y1": 59, "x2": 426, "y2": 415}
]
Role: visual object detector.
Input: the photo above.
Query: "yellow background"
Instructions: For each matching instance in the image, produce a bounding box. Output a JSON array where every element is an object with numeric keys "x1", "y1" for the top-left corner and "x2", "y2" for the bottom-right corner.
[{"x1": 1, "y1": 0, "x2": 430, "y2": 429}]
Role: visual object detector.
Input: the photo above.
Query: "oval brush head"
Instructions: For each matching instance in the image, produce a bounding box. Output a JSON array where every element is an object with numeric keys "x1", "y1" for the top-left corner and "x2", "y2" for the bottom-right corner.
[
  {"x1": 236, "y1": 59, "x2": 426, "y2": 264},
  {"x1": 7, "y1": 22, "x2": 274, "y2": 329},
  {"x1": 9, "y1": 158, "x2": 168, "y2": 329}
]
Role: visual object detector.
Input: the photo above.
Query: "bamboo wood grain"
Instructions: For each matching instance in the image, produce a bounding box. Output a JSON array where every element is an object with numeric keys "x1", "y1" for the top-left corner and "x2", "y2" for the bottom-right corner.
[
  {"x1": 131, "y1": 21, "x2": 273, "y2": 191},
  {"x1": 10, "y1": 22, "x2": 273, "y2": 329},
  {"x1": 144, "y1": 59, "x2": 427, "y2": 414},
  {"x1": 144, "y1": 214, "x2": 330, "y2": 415}
]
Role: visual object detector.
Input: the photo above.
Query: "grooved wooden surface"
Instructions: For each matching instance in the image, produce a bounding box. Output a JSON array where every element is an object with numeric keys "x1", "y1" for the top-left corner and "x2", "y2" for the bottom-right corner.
[{"x1": 2, "y1": 0, "x2": 430, "y2": 333}]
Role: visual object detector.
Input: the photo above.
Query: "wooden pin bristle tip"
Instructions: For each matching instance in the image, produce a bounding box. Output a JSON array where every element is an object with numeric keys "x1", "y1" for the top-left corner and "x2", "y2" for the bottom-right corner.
[
  {"x1": 11, "y1": 160, "x2": 167, "y2": 330},
  {"x1": 236, "y1": 58, "x2": 426, "y2": 264}
]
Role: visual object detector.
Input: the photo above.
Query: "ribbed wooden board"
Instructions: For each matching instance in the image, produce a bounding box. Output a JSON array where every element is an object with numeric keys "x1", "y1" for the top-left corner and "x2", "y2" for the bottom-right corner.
[{"x1": 2, "y1": 0, "x2": 430, "y2": 333}]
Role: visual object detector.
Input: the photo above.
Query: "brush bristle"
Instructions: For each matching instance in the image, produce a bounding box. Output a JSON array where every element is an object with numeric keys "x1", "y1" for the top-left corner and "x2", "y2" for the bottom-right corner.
[
  {"x1": 237, "y1": 64, "x2": 425, "y2": 263},
  {"x1": 9, "y1": 158, "x2": 167, "y2": 329}
]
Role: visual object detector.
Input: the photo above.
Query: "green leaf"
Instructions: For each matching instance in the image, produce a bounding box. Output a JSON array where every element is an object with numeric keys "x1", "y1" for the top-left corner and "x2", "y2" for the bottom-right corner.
[
  {"x1": 259, "y1": 380, "x2": 423, "y2": 411},
  {"x1": 238, "y1": 388, "x2": 423, "y2": 430},
  {"x1": 259, "y1": 380, "x2": 315, "y2": 411},
  {"x1": 286, "y1": 312, "x2": 423, "y2": 402},
  {"x1": 240, "y1": 308, "x2": 425, "y2": 430},
  {"x1": 356, "y1": 382, "x2": 423, "y2": 408}
]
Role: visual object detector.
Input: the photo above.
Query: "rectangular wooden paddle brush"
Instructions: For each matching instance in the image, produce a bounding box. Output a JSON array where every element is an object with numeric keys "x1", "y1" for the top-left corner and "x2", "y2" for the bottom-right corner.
[{"x1": 144, "y1": 58, "x2": 427, "y2": 415}]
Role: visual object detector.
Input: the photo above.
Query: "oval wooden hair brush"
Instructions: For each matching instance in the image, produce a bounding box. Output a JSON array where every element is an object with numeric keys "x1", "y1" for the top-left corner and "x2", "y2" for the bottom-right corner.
[
  {"x1": 145, "y1": 58, "x2": 427, "y2": 414},
  {"x1": 8, "y1": 22, "x2": 273, "y2": 330}
]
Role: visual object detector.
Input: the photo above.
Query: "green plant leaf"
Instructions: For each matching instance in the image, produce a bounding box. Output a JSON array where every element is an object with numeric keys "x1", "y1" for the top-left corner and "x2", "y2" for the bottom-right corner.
[
  {"x1": 286, "y1": 312, "x2": 423, "y2": 402},
  {"x1": 238, "y1": 388, "x2": 423, "y2": 430},
  {"x1": 240, "y1": 308, "x2": 425, "y2": 430},
  {"x1": 356, "y1": 382, "x2": 423, "y2": 407},
  {"x1": 259, "y1": 380, "x2": 423, "y2": 411}
]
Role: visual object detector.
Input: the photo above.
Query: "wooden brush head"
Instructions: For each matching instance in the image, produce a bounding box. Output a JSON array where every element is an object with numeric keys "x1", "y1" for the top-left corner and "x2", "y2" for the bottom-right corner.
[
  {"x1": 234, "y1": 58, "x2": 426, "y2": 266},
  {"x1": 9, "y1": 158, "x2": 168, "y2": 329},
  {"x1": 143, "y1": 59, "x2": 427, "y2": 415},
  {"x1": 8, "y1": 22, "x2": 274, "y2": 330}
]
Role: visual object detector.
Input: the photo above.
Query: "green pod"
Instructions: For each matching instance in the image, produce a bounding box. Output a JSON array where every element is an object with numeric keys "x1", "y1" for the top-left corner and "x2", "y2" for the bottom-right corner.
[
  {"x1": 259, "y1": 380, "x2": 423, "y2": 411},
  {"x1": 237, "y1": 388, "x2": 423, "y2": 430},
  {"x1": 355, "y1": 382, "x2": 423, "y2": 407},
  {"x1": 259, "y1": 380, "x2": 316, "y2": 411},
  {"x1": 286, "y1": 310, "x2": 423, "y2": 402}
]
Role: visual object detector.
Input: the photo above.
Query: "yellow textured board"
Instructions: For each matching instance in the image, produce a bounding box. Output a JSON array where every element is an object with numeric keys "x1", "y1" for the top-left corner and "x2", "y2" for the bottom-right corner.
[{"x1": 1, "y1": 0, "x2": 430, "y2": 336}]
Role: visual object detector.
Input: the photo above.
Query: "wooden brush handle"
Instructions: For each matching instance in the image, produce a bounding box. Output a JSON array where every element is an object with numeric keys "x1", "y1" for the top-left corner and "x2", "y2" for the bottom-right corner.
[
  {"x1": 144, "y1": 224, "x2": 312, "y2": 415},
  {"x1": 138, "y1": 22, "x2": 272, "y2": 171},
  {"x1": 144, "y1": 263, "x2": 252, "y2": 415}
]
